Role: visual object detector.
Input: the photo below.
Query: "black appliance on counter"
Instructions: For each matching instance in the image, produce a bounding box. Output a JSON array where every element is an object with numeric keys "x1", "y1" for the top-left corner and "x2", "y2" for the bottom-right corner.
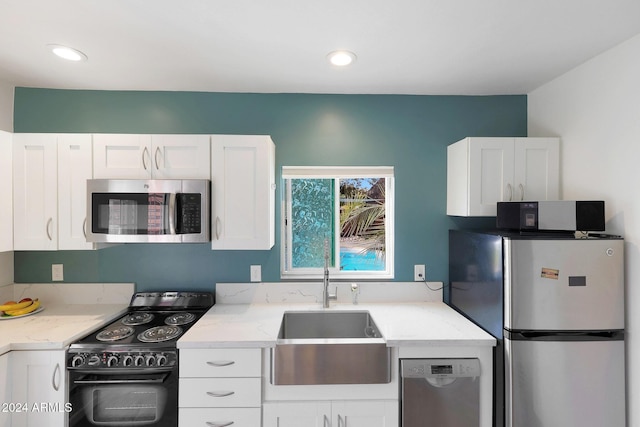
[{"x1": 66, "y1": 291, "x2": 214, "y2": 427}]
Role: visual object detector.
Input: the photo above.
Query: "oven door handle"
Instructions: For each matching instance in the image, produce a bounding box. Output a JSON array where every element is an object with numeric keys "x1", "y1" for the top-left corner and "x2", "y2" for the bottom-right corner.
[{"x1": 73, "y1": 372, "x2": 170, "y2": 385}]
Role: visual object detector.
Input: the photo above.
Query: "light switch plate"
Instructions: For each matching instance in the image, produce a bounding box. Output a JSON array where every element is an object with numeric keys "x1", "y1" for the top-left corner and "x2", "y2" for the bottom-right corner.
[
  {"x1": 52, "y1": 264, "x2": 64, "y2": 281},
  {"x1": 250, "y1": 265, "x2": 262, "y2": 282}
]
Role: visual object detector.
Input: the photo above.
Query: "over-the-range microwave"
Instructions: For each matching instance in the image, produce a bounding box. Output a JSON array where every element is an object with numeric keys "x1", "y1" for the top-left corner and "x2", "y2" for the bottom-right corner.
[{"x1": 86, "y1": 179, "x2": 210, "y2": 243}]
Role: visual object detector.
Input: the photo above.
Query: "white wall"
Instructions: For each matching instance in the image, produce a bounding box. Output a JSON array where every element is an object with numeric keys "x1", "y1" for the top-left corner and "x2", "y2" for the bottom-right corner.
[
  {"x1": 0, "y1": 79, "x2": 13, "y2": 132},
  {"x1": 0, "y1": 78, "x2": 13, "y2": 285},
  {"x1": 529, "y1": 33, "x2": 640, "y2": 426}
]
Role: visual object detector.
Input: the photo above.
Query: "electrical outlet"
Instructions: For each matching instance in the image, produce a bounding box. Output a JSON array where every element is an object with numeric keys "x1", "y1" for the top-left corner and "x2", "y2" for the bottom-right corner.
[
  {"x1": 414, "y1": 264, "x2": 425, "y2": 282},
  {"x1": 250, "y1": 265, "x2": 262, "y2": 282},
  {"x1": 52, "y1": 264, "x2": 64, "y2": 281}
]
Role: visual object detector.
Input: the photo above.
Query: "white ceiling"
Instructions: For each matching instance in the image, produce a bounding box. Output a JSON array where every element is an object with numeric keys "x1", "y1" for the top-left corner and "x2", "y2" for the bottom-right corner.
[{"x1": 1, "y1": 0, "x2": 639, "y2": 95}]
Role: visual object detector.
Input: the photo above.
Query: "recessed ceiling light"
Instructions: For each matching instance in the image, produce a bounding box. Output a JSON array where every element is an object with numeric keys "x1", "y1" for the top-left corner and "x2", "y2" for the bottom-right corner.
[
  {"x1": 327, "y1": 50, "x2": 357, "y2": 67},
  {"x1": 47, "y1": 44, "x2": 88, "y2": 62}
]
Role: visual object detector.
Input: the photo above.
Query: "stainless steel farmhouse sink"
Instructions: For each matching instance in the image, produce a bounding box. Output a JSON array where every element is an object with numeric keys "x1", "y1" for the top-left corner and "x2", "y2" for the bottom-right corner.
[{"x1": 271, "y1": 311, "x2": 391, "y2": 385}]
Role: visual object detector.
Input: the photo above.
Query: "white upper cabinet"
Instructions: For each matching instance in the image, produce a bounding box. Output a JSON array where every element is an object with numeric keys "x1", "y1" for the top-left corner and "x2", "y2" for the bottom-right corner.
[
  {"x1": 93, "y1": 134, "x2": 210, "y2": 179},
  {"x1": 58, "y1": 134, "x2": 93, "y2": 250},
  {"x1": 14, "y1": 133, "x2": 94, "y2": 251},
  {"x1": 211, "y1": 135, "x2": 275, "y2": 250},
  {"x1": 151, "y1": 134, "x2": 211, "y2": 179},
  {"x1": 0, "y1": 131, "x2": 12, "y2": 253},
  {"x1": 13, "y1": 134, "x2": 58, "y2": 250},
  {"x1": 447, "y1": 137, "x2": 559, "y2": 216}
]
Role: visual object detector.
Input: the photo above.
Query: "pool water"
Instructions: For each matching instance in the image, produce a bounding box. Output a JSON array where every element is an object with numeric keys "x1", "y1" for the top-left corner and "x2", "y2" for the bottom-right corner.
[{"x1": 340, "y1": 248, "x2": 385, "y2": 271}]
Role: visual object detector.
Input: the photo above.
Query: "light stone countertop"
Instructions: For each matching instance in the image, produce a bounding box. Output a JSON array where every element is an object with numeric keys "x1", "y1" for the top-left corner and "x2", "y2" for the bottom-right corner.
[
  {"x1": 178, "y1": 282, "x2": 496, "y2": 349},
  {"x1": 0, "y1": 283, "x2": 133, "y2": 355}
]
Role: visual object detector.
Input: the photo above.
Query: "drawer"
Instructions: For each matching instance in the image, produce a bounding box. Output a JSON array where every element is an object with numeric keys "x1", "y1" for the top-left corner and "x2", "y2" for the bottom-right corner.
[
  {"x1": 179, "y1": 407, "x2": 261, "y2": 427},
  {"x1": 179, "y1": 378, "x2": 261, "y2": 407},
  {"x1": 180, "y1": 348, "x2": 261, "y2": 377}
]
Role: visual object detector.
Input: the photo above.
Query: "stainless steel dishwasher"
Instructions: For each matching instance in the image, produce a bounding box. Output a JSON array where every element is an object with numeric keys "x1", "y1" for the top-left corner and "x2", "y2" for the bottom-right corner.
[{"x1": 401, "y1": 358, "x2": 481, "y2": 427}]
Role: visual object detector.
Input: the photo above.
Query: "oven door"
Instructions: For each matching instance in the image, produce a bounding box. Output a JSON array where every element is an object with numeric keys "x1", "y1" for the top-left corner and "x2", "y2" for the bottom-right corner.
[{"x1": 68, "y1": 370, "x2": 177, "y2": 427}]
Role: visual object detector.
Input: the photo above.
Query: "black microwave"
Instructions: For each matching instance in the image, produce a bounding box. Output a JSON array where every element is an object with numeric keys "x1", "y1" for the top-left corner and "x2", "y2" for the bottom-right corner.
[{"x1": 86, "y1": 179, "x2": 210, "y2": 243}]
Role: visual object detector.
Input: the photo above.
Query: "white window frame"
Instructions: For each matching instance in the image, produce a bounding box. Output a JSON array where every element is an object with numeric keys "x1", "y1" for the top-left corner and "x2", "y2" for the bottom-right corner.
[{"x1": 281, "y1": 166, "x2": 395, "y2": 280}]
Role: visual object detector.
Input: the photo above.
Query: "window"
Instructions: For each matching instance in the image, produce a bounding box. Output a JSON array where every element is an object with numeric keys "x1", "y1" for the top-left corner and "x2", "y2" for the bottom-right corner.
[{"x1": 281, "y1": 166, "x2": 394, "y2": 279}]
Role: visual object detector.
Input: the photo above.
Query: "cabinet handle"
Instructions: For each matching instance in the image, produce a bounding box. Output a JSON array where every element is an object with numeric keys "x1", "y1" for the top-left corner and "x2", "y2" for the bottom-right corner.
[
  {"x1": 52, "y1": 363, "x2": 60, "y2": 391},
  {"x1": 506, "y1": 183, "x2": 513, "y2": 201},
  {"x1": 324, "y1": 415, "x2": 330, "y2": 427},
  {"x1": 155, "y1": 146, "x2": 160, "y2": 170},
  {"x1": 206, "y1": 360, "x2": 235, "y2": 367},
  {"x1": 338, "y1": 414, "x2": 344, "y2": 427},
  {"x1": 46, "y1": 218, "x2": 53, "y2": 241},
  {"x1": 206, "y1": 422, "x2": 234, "y2": 427},
  {"x1": 206, "y1": 391, "x2": 235, "y2": 398},
  {"x1": 83, "y1": 218, "x2": 87, "y2": 238},
  {"x1": 142, "y1": 146, "x2": 149, "y2": 170},
  {"x1": 519, "y1": 183, "x2": 525, "y2": 201},
  {"x1": 215, "y1": 216, "x2": 221, "y2": 240}
]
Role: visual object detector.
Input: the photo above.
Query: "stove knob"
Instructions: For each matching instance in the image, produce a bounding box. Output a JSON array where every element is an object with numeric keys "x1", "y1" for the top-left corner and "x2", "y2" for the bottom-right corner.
[
  {"x1": 87, "y1": 355, "x2": 101, "y2": 366},
  {"x1": 107, "y1": 355, "x2": 119, "y2": 367},
  {"x1": 156, "y1": 354, "x2": 168, "y2": 366},
  {"x1": 134, "y1": 355, "x2": 145, "y2": 367},
  {"x1": 122, "y1": 355, "x2": 134, "y2": 367},
  {"x1": 71, "y1": 355, "x2": 85, "y2": 368},
  {"x1": 145, "y1": 355, "x2": 156, "y2": 367}
]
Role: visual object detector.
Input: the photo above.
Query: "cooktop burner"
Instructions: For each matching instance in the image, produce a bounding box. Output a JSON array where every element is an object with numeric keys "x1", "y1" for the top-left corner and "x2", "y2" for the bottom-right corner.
[
  {"x1": 96, "y1": 325, "x2": 135, "y2": 342},
  {"x1": 164, "y1": 312, "x2": 196, "y2": 326},
  {"x1": 69, "y1": 291, "x2": 215, "y2": 350},
  {"x1": 138, "y1": 325, "x2": 184, "y2": 343},
  {"x1": 121, "y1": 312, "x2": 155, "y2": 326}
]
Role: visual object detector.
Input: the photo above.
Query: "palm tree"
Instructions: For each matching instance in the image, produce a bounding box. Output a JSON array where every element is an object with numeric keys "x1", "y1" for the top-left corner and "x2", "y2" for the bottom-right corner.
[{"x1": 340, "y1": 179, "x2": 386, "y2": 257}]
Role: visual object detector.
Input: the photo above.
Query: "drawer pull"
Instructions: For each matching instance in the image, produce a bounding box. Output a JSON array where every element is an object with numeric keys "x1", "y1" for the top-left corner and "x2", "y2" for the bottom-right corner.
[
  {"x1": 206, "y1": 391, "x2": 235, "y2": 398},
  {"x1": 206, "y1": 422, "x2": 234, "y2": 427},
  {"x1": 206, "y1": 360, "x2": 235, "y2": 367}
]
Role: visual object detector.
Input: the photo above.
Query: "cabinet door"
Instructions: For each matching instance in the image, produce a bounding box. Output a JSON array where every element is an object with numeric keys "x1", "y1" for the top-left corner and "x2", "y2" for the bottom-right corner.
[
  {"x1": 0, "y1": 353, "x2": 10, "y2": 427},
  {"x1": 0, "y1": 131, "x2": 12, "y2": 253},
  {"x1": 10, "y1": 350, "x2": 66, "y2": 427},
  {"x1": 150, "y1": 135, "x2": 210, "y2": 179},
  {"x1": 179, "y1": 408, "x2": 261, "y2": 427},
  {"x1": 93, "y1": 134, "x2": 152, "y2": 178},
  {"x1": 58, "y1": 134, "x2": 93, "y2": 250},
  {"x1": 513, "y1": 137, "x2": 559, "y2": 202},
  {"x1": 263, "y1": 401, "x2": 331, "y2": 427},
  {"x1": 333, "y1": 400, "x2": 399, "y2": 427},
  {"x1": 180, "y1": 348, "x2": 261, "y2": 378},
  {"x1": 211, "y1": 135, "x2": 275, "y2": 250},
  {"x1": 468, "y1": 137, "x2": 515, "y2": 216},
  {"x1": 13, "y1": 134, "x2": 58, "y2": 250},
  {"x1": 179, "y1": 378, "x2": 261, "y2": 408}
]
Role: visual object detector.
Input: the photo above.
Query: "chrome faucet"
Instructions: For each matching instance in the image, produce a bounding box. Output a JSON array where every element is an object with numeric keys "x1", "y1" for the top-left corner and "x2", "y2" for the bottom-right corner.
[{"x1": 323, "y1": 239, "x2": 337, "y2": 308}]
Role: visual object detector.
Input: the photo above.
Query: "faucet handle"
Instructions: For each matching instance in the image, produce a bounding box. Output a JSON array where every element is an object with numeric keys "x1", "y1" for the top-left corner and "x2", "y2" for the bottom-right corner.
[{"x1": 351, "y1": 283, "x2": 359, "y2": 305}]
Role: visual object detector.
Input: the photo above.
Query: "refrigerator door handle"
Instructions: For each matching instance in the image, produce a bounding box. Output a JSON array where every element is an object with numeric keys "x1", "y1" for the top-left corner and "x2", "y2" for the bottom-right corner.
[{"x1": 506, "y1": 330, "x2": 624, "y2": 341}]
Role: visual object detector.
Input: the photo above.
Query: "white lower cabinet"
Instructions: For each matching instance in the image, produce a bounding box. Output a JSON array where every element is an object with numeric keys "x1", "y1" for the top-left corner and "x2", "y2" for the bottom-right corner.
[
  {"x1": 179, "y1": 407, "x2": 261, "y2": 426},
  {"x1": 0, "y1": 352, "x2": 11, "y2": 427},
  {"x1": 263, "y1": 400, "x2": 398, "y2": 427},
  {"x1": 179, "y1": 348, "x2": 262, "y2": 427},
  {"x1": 9, "y1": 350, "x2": 67, "y2": 427}
]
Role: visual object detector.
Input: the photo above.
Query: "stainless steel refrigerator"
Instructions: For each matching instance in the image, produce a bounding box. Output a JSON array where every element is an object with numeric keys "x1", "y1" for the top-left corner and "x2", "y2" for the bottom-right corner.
[{"x1": 449, "y1": 230, "x2": 625, "y2": 427}]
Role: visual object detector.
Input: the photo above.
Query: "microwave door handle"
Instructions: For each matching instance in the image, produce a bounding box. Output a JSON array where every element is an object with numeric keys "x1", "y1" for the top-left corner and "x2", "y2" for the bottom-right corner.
[{"x1": 169, "y1": 193, "x2": 177, "y2": 235}]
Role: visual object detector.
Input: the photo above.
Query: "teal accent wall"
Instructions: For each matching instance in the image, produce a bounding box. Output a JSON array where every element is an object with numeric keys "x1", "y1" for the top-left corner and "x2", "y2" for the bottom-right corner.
[{"x1": 13, "y1": 88, "x2": 525, "y2": 291}]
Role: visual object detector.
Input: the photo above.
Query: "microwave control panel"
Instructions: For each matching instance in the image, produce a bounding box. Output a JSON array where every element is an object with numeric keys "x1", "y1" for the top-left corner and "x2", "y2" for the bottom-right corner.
[{"x1": 177, "y1": 193, "x2": 202, "y2": 233}]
